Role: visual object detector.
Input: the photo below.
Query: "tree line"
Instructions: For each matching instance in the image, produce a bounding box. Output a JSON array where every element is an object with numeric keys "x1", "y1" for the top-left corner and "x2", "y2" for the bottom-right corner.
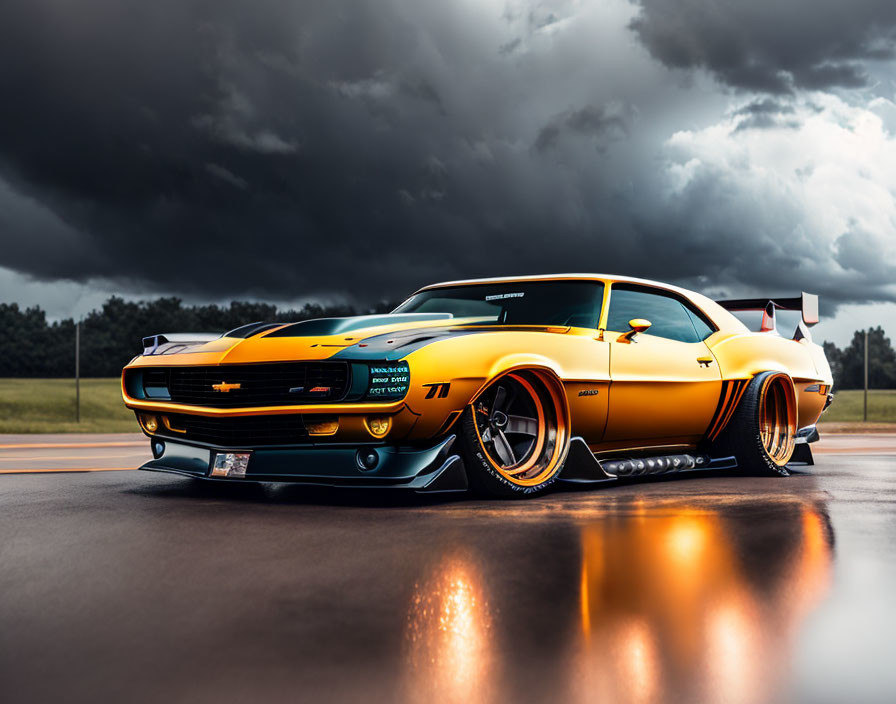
[
  {"x1": 823, "y1": 327, "x2": 896, "y2": 390},
  {"x1": 0, "y1": 296, "x2": 894, "y2": 387},
  {"x1": 0, "y1": 296, "x2": 394, "y2": 377}
]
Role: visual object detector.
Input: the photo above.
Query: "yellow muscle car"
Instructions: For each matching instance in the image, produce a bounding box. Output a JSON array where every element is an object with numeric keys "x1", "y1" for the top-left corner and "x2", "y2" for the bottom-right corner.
[{"x1": 121, "y1": 274, "x2": 833, "y2": 498}]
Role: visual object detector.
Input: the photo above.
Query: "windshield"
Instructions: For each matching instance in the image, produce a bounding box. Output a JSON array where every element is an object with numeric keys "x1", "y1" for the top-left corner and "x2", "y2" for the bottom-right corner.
[{"x1": 392, "y1": 280, "x2": 605, "y2": 328}]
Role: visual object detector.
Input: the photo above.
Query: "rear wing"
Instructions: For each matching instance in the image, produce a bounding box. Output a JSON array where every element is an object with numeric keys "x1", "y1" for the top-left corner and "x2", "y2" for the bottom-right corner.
[{"x1": 715, "y1": 292, "x2": 819, "y2": 340}]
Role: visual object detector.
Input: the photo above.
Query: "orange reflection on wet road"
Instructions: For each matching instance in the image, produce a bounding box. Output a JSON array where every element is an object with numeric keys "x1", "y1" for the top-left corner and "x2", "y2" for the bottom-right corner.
[
  {"x1": 402, "y1": 495, "x2": 833, "y2": 704},
  {"x1": 405, "y1": 554, "x2": 495, "y2": 704},
  {"x1": 571, "y1": 500, "x2": 833, "y2": 704}
]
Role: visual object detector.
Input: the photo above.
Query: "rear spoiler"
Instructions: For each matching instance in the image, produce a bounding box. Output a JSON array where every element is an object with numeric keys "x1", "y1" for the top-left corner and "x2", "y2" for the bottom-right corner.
[{"x1": 715, "y1": 292, "x2": 818, "y2": 340}]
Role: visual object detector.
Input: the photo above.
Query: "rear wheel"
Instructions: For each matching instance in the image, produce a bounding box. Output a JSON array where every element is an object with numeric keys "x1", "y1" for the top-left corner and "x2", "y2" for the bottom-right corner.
[
  {"x1": 458, "y1": 370, "x2": 570, "y2": 498},
  {"x1": 715, "y1": 371, "x2": 797, "y2": 476}
]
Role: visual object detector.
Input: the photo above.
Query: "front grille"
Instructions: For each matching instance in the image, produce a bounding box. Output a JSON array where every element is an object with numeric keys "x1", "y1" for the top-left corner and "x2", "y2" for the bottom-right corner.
[
  {"x1": 164, "y1": 413, "x2": 310, "y2": 446},
  {"x1": 134, "y1": 362, "x2": 350, "y2": 407}
]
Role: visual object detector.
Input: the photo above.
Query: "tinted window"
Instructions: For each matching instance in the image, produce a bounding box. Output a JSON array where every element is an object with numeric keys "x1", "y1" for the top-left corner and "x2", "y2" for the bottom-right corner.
[
  {"x1": 686, "y1": 306, "x2": 715, "y2": 340},
  {"x1": 606, "y1": 286, "x2": 711, "y2": 343},
  {"x1": 393, "y1": 281, "x2": 605, "y2": 328}
]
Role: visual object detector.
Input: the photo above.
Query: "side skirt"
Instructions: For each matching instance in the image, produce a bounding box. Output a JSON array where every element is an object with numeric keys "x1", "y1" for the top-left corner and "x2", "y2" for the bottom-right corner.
[
  {"x1": 557, "y1": 437, "x2": 616, "y2": 483},
  {"x1": 558, "y1": 436, "x2": 738, "y2": 483}
]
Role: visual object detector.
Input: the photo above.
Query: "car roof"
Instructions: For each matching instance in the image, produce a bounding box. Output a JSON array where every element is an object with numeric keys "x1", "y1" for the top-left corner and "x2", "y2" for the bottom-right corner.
[
  {"x1": 417, "y1": 273, "x2": 690, "y2": 297},
  {"x1": 414, "y1": 273, "x2": 748, "y2": 333}
]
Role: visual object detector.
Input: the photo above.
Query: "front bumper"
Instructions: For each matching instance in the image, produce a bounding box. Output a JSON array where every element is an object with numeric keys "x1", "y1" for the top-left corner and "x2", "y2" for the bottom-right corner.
[{"x1": 140, "y1": 435, "x2": 469, "y2": 493}]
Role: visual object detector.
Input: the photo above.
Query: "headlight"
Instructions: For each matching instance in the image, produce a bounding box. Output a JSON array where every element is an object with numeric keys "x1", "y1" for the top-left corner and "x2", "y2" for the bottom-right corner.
[{"x1": 365, "y1": 362, "x2": 410, "y2": 401}]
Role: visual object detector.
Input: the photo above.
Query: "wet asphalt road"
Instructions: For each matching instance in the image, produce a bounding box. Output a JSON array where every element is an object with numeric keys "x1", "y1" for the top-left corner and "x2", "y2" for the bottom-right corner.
[{"x1": 1, "y1": 437, "x2": 895, "y2": 704}]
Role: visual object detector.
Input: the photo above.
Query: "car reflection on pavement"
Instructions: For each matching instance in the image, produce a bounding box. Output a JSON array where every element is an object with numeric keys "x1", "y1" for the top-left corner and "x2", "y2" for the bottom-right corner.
[{"x1": 404, "y1": 493, "x2": 833, "y2": 704}]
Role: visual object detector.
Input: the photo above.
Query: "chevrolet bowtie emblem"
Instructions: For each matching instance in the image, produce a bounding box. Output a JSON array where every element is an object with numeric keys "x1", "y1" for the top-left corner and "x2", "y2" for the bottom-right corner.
[{"x1": 212, "y1": 382, "x2": 241, "y2": 392}]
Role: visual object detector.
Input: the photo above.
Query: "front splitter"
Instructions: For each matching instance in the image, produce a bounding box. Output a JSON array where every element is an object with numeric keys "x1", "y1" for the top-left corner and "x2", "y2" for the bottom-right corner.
[{"x1": 140, "y1": 434, "x2": 468, "y2": 493}]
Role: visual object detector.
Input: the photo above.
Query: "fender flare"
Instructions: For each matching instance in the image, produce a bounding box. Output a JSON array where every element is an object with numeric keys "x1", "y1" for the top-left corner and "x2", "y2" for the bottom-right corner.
[{"x1": 469, "y1": 359, "x2": 572, "y2": 435}]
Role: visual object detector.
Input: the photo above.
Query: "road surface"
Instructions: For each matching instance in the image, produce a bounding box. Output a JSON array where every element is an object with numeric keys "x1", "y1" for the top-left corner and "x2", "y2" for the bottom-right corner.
[{"x1": 1, "y1": 433, "x2": 895, "y2": 703}]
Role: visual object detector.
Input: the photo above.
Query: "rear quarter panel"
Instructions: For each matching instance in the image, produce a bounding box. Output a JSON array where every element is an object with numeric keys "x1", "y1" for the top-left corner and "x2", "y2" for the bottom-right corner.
[{"x1": 707, "y1": 332, "x2": 833, "y2": 428}]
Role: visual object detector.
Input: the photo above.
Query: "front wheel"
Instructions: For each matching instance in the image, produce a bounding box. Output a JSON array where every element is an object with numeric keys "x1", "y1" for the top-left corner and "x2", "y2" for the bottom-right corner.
[
  {"x1": 458, "y1": 370, "x2": 570, "y2": 498},
  {"x1": 715, "y1": 371, "x2": 797, "y2": 476}
]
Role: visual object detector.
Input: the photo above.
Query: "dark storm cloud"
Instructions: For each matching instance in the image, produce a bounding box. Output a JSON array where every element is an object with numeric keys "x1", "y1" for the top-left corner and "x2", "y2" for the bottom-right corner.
[
  {"x1": 0, "y1": 0, "x2": 649, "y2": 303},
  {"x1": 630, "y1": 0, "x2": 896, "y2": 92},
  {"x1": 0, "y1": 0, "x2": 894, "y2": 312},
  {"x1": 730, "y1": 98, "x2": 800, "y2": 132},
  {"x1": 534, "y1": 104, "x2": 631, "y2": 152},
  {"x1": 0, "y1": 0, "x2": 469, "y2": 299},
  {"x1": 734, "y1": 99, "x2": 795, "y2": 117}
]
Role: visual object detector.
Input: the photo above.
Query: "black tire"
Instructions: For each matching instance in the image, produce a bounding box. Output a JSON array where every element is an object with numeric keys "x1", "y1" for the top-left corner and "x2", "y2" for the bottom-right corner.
[
  {"x1": 714, "y1": 371, "x2": 797, "y2": 477},
  {"x1": 457, "y1": 370, "x2": 569, "y2": 499}
]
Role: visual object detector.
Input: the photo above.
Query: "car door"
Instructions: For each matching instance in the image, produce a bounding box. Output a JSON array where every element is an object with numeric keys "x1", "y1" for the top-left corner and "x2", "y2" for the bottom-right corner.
[{"x1": 603, "y1": 284, "x2": 722, "y2": 445}]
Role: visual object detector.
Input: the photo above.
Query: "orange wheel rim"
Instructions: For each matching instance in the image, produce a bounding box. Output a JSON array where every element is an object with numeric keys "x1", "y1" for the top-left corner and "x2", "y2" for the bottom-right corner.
[
  {"x1": 759, "y1": 374, "x2": 796, "y2": 466},
  {"x1": 471, "y1": 371, "x2": 568, "y2": 487}
]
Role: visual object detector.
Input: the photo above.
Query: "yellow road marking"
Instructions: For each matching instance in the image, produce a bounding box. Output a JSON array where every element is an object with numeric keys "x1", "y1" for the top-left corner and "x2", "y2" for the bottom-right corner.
[
  {"x1": 0, "y1": 467, "x2": 138, "y2": 474},
  {"x1": 0, "y1": 441, "x2": 145, "y2": 450}
]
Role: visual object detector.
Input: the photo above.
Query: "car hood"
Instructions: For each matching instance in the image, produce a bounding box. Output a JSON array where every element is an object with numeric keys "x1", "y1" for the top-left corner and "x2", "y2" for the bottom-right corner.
[{"x1": 128, "y1": 313, "x2": 572, "y2": 367}]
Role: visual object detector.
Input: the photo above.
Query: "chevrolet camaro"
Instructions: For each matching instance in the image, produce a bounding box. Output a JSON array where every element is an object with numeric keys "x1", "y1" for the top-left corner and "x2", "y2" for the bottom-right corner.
[{"x1": 122, "y1": 274, "x2": 833, "y2": 498}]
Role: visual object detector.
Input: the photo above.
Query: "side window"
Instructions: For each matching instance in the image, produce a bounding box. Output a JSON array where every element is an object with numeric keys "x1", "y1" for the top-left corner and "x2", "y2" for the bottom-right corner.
[
  {"x1": 606, "y1": 287, "x2": 705, "y2": 343},
  {"x1": 685, "y1": 306, "x2": 715, "y2": 341}
]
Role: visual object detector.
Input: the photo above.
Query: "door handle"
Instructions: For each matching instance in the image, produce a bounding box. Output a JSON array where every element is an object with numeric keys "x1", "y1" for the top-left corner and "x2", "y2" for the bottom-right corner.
[{"x1": 696, "y1": 356, "x2": 714, "y2": 367}]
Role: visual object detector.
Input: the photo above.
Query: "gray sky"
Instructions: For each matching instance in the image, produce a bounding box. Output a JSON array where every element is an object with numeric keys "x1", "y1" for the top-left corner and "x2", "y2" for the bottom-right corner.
[{"x1": 0, "y1": 0, "x2": 894, "y2": 346}]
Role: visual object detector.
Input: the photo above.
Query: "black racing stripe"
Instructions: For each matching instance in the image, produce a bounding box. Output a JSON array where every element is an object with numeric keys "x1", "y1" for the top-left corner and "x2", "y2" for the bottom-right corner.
[{"x1": 332, "y1": 325, "x2": 556, "y2": 361}]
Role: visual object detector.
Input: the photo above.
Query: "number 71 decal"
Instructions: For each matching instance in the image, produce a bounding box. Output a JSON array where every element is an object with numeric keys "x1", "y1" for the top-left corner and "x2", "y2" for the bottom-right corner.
[{"x1": 423, "y1": 382, "x2": 451, "y2": 399}]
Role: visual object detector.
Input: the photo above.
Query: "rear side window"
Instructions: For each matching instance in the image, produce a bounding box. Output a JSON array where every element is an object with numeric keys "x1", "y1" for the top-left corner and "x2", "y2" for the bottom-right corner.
[
  {"x1": 606, "y1": 286, "x2": 715, "y2": 343},
  {"x1": 685, "y1": 307, "x2": 715, "y2": 341}
]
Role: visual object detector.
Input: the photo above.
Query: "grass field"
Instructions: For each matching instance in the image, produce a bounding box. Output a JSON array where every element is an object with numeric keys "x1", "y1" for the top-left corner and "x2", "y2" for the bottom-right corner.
[
  {"x1": 0, "y1": 378, "x2": 136, "y2": 433},
  {"x1": 0, "y1": 379, "x2": 894, "y2": 434},
  {"x1": 820, "y1": 389, "x2": 896, "y2": 423}
]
